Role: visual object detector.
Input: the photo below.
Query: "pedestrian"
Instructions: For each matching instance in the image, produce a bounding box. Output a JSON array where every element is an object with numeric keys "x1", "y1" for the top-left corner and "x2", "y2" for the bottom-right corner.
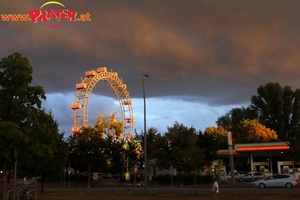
[{"x1": 211, "y1": 178, "x2": 219, "y2": 200}]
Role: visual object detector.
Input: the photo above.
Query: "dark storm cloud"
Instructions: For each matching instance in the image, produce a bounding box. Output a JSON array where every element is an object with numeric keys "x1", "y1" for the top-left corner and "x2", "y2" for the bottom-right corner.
[{"x1": 1, "y1": 0, "x2": 300, "y2": 104}]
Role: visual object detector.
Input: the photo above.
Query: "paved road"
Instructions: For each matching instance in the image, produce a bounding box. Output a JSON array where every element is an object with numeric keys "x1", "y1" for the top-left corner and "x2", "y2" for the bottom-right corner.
[
  {"x1": 6, "y1": 179, "x2": 300, "y2": 195},
  {"x1": 43, "y1": 186, "x2": 300, "y2": 195}
]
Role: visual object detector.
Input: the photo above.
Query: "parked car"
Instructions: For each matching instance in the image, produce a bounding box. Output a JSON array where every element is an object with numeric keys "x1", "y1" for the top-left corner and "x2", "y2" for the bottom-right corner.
[
  {"x1": 289, "y1": 172, "x2": 299, "y2": 180},
  {"x1": 255, "y1": 174, "x2": 297, "y2": 188},
  {"x1": 238, "y1": 172, "x2": 264, "y2": 182},
  {"x1": 227, "y1": 172, "x2": 242, "y2": 181},
  {"x1": 106, "y1": 173, "x2": 113, "y2": 178},
  {"x1": 91, "y1": 172, "x2": 105, "y2": 181},
  {"x1": 113, "y1": 173, "x2": 120, "y2": 179}
]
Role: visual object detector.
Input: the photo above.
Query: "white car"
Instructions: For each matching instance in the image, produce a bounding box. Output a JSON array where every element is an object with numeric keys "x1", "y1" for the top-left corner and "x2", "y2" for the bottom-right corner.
[
  {"x1": 255, "y1": 174, "x2": 297, "y2": 188},
  {"x1": 239, "y1": 172, "x2": 264, "y2": 182},
  {"x1": 226, "y1": 172, "x2": 242, "y2": 181}
]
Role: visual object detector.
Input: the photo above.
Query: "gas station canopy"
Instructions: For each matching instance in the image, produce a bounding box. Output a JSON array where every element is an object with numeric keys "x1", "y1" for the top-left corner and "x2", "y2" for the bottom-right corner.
[{"x1": 217, "y1": 142, "x2": 290, "y2": 157}]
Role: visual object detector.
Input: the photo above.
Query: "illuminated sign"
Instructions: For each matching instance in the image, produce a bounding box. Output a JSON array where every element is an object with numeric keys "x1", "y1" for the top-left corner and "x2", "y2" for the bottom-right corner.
[
  {"x1": 1, "y1": 1, "x2": 91, "y2": 28},
  {"x1": 236, "y1": 146, "x2": 290, "y2": 152}
]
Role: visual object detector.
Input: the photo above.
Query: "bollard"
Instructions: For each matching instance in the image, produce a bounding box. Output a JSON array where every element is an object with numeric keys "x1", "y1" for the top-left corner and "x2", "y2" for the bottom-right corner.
[{"x1": 128, "y1": 182, "x2": 131, "y2": 194}]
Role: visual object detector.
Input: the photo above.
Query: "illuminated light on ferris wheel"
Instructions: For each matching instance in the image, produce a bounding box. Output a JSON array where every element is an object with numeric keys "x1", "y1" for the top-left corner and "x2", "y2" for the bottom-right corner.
[{"x1": 70, "y1": 67, "x2": 134, "y2": 140}]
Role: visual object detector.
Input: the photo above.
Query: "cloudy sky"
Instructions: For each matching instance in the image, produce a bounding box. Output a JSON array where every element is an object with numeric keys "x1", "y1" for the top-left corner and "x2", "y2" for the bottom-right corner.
[{"x1": 1, "y1": 0, "x2": 300, "y2": 137}]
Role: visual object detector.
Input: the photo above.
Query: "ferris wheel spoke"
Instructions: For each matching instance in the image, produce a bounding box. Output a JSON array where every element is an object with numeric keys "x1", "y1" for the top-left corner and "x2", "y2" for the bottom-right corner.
[{"x1": 71, "y1": 67, "x2": 134, "y2": 141}]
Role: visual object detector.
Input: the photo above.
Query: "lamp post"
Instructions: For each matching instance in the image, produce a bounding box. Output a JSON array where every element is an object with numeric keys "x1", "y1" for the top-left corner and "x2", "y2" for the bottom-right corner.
[
  {"x1": 227, "y1": 131, "x2": 235, "y2": 185},
  {"x1": 142, "y1": 74, "x2": 149, "y2": 193},
  {"x1": 13, "y1": 150, "x2": 17, "y2": 200}
]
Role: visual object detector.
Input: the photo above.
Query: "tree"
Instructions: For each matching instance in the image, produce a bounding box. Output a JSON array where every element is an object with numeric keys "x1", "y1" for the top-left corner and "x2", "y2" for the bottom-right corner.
[
  {"x1": 151, "y1": 122, "x2": 203, "y2": 178},
  {"x1": 216, "y1": 107, "x2": 258, "y2": 141},
  {"x1": 149, "y1": 132, "x2": 170, "y2": 170},
  {"x1": 250, "y1": 82, "x2": 300, "y2": 160},
  {"x1": 215, "y1": 82, "x2": 300, "y2": 160},
  {"x1": 136, "y1": 127, "x2": 159, "y2": 162},
  {"x1": 197, "y1": 127, "x2": 228, "y2": 162},
  {"x1": 177, "y1": 137, "x2": 205, "y2": 193},
  {"x1": 286, "y1": 88, "x2": 300, "y2": 162},
  {"x1": 0, "y1": 121, "x2": 25, "y2": 185},
  {"x1": 204, "y1": 126, "x2": 227, "y2": 140},
  {"x1": 69, "y1": 126, "x2": 108, "y2": 173},
  {"x1": 239, "y1": 119, "x2": 278, "y2": 143},
  {"x1": 0, "y1": 52, "x2": 46, "y2": 200},
  {"x1": 94, "y1": 112, "x2": 124, "y2": 140},
  {"x1": 18, "y1": 110, "x2": 69, "y2": 194},
  {"x1": 212, "y1": 118, "x2": 278, "y2": 144},
  {"x1": 250, "y1": 82, "x2": 295, "y2": 141},
  {"x1": 216, "y1": 107, "x2": 258, "y2": 129},
  {"x1": 69, "y1": 122, "x2": 144, "y2": 181}
]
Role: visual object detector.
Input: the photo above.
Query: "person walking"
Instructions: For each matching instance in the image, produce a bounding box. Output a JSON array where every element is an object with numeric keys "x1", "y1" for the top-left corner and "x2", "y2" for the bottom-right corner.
[{"x1": 211, "y1": 178, "x2": 219, "y2": 200}]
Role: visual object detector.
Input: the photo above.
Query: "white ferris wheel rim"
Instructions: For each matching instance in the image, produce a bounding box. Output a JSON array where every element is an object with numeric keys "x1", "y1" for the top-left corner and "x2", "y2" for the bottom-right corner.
[{"x1": 71, "y1": 67, "x2": 134, "y2": 140}]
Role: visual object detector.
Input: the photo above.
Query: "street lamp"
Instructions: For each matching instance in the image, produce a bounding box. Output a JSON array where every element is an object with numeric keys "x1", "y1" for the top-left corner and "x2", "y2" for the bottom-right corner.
[{"x1": 142, "y1": 74, "x2": 149, "y2": 193}]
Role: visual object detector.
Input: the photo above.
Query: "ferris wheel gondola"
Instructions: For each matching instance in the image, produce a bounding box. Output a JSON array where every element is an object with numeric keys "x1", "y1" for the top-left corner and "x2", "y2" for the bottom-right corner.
[{"x1": 70, "y1": 67, "x2": 134, "y2": 140}]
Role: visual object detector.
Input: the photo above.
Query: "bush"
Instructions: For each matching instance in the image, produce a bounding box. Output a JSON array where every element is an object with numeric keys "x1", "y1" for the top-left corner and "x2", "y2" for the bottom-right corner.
[
  {"x1": 155, "y1": 174, "x2": 175, "y2": 184},
  {"x1": 155, "y1": 174, "x2": 213, "y2": 185}
]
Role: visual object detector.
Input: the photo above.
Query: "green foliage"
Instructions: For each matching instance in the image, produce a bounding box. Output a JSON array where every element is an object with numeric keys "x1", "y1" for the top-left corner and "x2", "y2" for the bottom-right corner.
[
  {"x1": 69, "y1": 127, "x2": 108, "y2": 172},
  {"x1": 0, "y1": 53, "x2": 68, "y2": 197},
  {"x1": 250, "y1": 82, "x2": 300, "y2": 160},
  {"x1": 196, "y1": 132, "x2": 222, "y2": 162},
  {"x1": 155, "y1": 174, "x2": 174, "y2": 184},
  {"x1": 94, "y1": 113, "x2": 124, "y2": 140},
  {"x1": 216, "y1": 107, "x2": 258, "y2": 142},
  {"x1": 17, "y1": 109, "x2": 69, "y2": 195},
  {"x1": 154, "y1": 174, "x2": 212, "y2": 185},
  {"x1": 177, "y1": 137, "x2": 205, "y2": 173},
  {"x1": 179, "y1": 174, "x2": 213, "y2": 185},
  {"x1": 239, "y1": 119, "x2": 278, "y2": 143},
  {"x1": 250, "y1": 82, "x2": 295, "y2": 141},
  {"x1": 0, "y1": 53, "x2": 46, "y2": 167},
  {"x1": 135, "y1": 127, "x2": 159, "y2": 162},
  {"x1": 0, "y1": 121, "x2": 26, "y2": 163},
  {"x1": 216, "y1": 107, "x2": 258, "y2": 129},
  {"x1": 216, "y1": 82, "x2": 300, "y2": 161},
  {"x1": 151, "y1": 122, "x2": 205, "y2": 177},
  {"x1": 212, "y1": 119, "x2": 278, "y2": 144},
  {"x1": 68, "y1": 123, "x2": 144, "y2": 179},
  {"x1": 286, "y1": 89, "x2": 300, "y2": 161},
  {"x1": 0, "y1": 53, "x2": 46, "y2": 122},
  {"x1": 149, "y1": 133, "x2": 169, "y2": 168}
]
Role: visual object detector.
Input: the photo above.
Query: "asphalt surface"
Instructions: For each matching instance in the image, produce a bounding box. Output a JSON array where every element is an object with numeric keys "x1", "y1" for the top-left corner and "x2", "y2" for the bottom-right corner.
[{"x1": 5, "y1": 178, "x2": 300, "y2": 195}]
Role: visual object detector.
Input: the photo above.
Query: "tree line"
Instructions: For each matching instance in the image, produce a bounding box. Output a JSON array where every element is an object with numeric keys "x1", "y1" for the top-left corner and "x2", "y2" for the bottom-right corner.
[{"x1": 1, "y1": 53, "x2": 300, "y2": 198}]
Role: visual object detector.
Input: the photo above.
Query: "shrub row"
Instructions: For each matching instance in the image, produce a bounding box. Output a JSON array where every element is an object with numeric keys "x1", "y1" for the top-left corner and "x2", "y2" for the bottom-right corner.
[{"x1": 152, "y1": 174, "x2": 213, "y2": 185}]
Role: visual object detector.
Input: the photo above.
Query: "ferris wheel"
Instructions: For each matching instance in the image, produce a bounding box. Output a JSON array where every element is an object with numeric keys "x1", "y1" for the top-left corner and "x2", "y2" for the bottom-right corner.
[{"x1": 70, "y1": 67, "x2": 134, "y2": 140}]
